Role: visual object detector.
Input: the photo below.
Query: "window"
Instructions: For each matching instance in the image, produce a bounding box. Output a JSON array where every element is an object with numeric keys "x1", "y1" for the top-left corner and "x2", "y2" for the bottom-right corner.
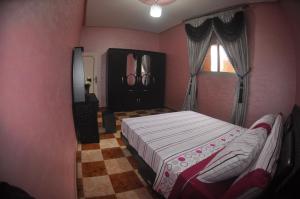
[{"x1": 202, "y1": 38, "x2": 235, "y2": 73}]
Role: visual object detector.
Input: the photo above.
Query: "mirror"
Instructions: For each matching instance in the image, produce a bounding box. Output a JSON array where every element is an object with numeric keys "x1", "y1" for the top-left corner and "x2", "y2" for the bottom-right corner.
[
  {"x1": 141, "y1": 55, "x2": 151, "y2": 86},
  {"x1": 126, "y1": 53, "x2": 137, "y2": 86},
  {"x1": 127, "y1": 74, "x2": 136, "y2": 87},
  {"x1": 72, "y1": 47, "x2": 85, "y2": 103}
]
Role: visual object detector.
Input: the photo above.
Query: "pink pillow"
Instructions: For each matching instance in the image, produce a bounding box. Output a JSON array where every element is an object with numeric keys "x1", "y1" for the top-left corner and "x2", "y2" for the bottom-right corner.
[{"x1": 221, "y1": 169, "x2": 271, "y2": 199}]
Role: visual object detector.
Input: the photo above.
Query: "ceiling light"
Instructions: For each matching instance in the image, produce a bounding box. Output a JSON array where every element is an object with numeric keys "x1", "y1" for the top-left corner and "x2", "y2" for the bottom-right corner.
[{"x1": 150, "y1": 3, "x2": 162, "y2": 18}]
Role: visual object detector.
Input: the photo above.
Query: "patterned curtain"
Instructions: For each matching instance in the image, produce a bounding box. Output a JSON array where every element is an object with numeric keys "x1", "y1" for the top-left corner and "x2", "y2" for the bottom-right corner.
[
  {"x1": 182, "y1": 19, "x2": 213, "y2": 111},
  {"x1": 213, "y1": 11, "x2": 250, "y2": 126},
  {"x1": 184, "y1": 9, "x2": 249, "y2": 126}
]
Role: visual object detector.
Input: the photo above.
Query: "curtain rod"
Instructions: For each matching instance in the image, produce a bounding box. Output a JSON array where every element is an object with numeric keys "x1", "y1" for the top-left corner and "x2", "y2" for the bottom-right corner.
[{"x1": 183, "y1": 4, "x2": 249, "y2": 23}]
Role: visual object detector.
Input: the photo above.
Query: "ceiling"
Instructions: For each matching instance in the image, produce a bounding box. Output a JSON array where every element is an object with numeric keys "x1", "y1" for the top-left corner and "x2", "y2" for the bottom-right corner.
[{"x1": 85, "y1": 0, "x2": 276, "y2": 33}]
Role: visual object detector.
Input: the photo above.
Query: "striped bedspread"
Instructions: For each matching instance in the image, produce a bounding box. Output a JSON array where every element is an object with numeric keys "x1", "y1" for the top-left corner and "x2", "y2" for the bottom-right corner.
[{"x1": 121, "y1": 111, "x2": 246, "y2": 198}]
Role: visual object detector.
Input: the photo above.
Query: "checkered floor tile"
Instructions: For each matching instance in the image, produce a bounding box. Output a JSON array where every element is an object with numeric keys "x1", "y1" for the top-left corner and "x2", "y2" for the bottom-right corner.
[{"x1": 76, "y1": 108, "x2": 172, "y2": 199}]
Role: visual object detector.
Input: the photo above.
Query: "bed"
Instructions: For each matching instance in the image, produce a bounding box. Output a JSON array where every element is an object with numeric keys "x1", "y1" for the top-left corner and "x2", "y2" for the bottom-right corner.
[
  {"x1": 121, "y1": 111, "x2": 246, "y2": 198},
  {"x1": 121, "y1": 108, "x2": 298, "y2": 199}
]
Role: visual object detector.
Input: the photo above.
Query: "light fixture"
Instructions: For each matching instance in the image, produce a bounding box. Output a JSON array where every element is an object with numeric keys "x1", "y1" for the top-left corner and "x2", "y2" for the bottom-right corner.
[{"x1": 150, "y1": 1, "x2": 162, "y2": 18}]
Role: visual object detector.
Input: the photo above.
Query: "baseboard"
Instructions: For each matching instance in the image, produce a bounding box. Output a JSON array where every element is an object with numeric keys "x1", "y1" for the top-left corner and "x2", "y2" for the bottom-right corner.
[
  {"x1": 164, "y1": 106, "x2": 179, "y2": 112},
  {"x1": 98, "y1": 106, "x2": 177, "y2": 112}
]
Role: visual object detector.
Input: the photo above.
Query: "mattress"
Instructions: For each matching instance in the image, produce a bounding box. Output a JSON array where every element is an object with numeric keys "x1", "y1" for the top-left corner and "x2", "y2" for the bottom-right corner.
[{"x1": 121, "y1": 111, "x2": 246, "y2": 198}]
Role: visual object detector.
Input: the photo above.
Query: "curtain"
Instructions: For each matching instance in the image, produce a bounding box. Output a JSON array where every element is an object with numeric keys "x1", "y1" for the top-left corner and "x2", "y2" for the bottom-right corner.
[
  {"x1": 182, "y1": 19, "x2": 213, "y2": 111},
  {"x1": 213, "y1": 11, "x2": 250, "y2": 126},
  {"x1": 184, "y1": 9, "x2": 249, "y2": 126}
]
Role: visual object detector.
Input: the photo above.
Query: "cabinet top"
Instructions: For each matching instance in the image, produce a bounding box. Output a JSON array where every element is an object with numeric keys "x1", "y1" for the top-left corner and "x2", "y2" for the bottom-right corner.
[{"x1": 107, "y1": 48, "x2": 166, "y2": 56}]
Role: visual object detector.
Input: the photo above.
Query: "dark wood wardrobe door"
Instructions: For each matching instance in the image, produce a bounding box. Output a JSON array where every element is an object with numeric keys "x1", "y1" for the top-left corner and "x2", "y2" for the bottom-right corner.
[
  {"x1": 150, "y1": 53, "x2": 166, "y2": 108},
  {"x1": 139, "y1": 89, "x2": 154, "y2": 109},
  {"x1": 123, "y1": 90, "x2": 138, "y2": 110},
  {"x1": 107, "y1": 49, "x2": 127, "y2": 111}
]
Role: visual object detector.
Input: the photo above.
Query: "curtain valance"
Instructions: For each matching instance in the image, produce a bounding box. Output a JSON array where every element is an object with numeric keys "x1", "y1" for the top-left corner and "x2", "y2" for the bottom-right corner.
[
  {"x1": 185, "y1": 11, "x2": 245, "y2": 42},
  {"x1": 185, "y1": 19, "x2": 213, "y2": 42}
]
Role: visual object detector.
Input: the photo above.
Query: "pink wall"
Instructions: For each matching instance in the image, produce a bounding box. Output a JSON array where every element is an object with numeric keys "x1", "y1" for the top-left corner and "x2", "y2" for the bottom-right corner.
[
  {"x1": 160, "y1": 3, "x2": 296, "y2": 126},
  {"x1": 159, "y1": 25, "x2": 189, "y2": 111},
  {"x1": 159, "y1": 24, "x2": 237, "y2": 122},
  {"x1": 198, "y1": 74, "x2": 237, "y2": 122},
  {"x1": 0, "y1": 0, "x2": 84, "y2": 198},
  {"x1": 80, "y1": 27, "x2": 160, "y2": 107},
  {"x1": 246, "y1": 3, "x2": 296, "y2": 125},
  {"x1": 281, "y1": 0, "x2": 300, "y2": 106}
]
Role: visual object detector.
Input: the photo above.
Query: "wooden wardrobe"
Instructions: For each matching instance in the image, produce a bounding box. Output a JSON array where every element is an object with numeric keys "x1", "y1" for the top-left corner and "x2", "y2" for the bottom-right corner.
[{"x1": 106, "y1": 48, "x2": 165, "y2": 111}]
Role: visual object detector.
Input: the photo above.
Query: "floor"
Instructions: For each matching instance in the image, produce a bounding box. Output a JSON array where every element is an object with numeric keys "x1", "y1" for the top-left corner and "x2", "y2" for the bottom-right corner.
[{"x1": 76, "y1": 108, "x2": 172, "y2": 199}]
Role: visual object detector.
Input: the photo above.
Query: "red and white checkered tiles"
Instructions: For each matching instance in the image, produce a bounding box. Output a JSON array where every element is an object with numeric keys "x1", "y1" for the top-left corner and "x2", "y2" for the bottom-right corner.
[{"x1": 76, "y1": 108, "x2": 172, "y2": 199}]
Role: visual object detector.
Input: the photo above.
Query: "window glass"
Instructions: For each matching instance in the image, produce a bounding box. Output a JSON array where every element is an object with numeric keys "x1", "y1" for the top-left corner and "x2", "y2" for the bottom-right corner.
[
  {"x1": 202, "y1": 37, "x2": 235, "y2": 74},
  {"x1": 219, "y1": 46, "x2": 235, "y2": 73},
  {"x1": 211, "y1": 45, "x2": 218, "y2": 72}
]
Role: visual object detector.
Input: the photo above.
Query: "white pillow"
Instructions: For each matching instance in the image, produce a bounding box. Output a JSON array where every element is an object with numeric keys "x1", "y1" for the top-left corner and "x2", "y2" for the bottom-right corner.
[
  {"x1": 221, "y1": 114, "x2": 283, "y2": 199},
  {"x1": 249, "y1": 114, "x2": 283, "y2": 175},
  {"x1": 197, "y1": 128, "x2": 268, "y2": 183}
]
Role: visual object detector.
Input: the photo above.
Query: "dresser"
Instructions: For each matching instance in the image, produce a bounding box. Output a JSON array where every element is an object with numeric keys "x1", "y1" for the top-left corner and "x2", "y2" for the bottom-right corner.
[{"x1": 73, "y1": 94, "x2": 99, "y2": 143}]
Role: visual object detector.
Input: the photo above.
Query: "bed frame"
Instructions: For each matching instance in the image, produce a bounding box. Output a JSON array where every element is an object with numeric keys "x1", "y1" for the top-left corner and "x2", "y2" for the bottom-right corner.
[
  {"x1": 121, "y1": 134, "x2": 156, "y2": 185},
  {"x1": 122, "y1": 105, "x2": 300, "y2": 199},
  {"x1": 266, "y1": 105, "x2": 300, "y2": 199}
]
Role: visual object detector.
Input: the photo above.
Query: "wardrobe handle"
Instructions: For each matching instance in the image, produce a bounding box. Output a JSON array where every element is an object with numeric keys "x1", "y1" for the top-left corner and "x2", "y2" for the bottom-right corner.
[
  {"x1": 152, "y1": 77, "x2": 156, "y2": 84},
  {"x1": 121, "y1": 76, "x2": 124, "y2": 84}
]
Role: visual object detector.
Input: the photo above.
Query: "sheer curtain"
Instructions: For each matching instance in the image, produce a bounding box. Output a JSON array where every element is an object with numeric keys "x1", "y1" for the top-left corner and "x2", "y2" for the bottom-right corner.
[
  {"x1": 213, "y1": 11, "x2": 250, "y2": 126},
  {"x1": 182, "y1": 19, "x2": 213, "y2": 111}
]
